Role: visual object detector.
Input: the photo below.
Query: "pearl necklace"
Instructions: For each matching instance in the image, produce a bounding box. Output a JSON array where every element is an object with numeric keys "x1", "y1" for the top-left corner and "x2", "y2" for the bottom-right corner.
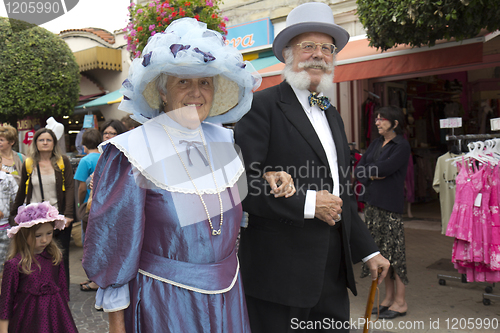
[{"x1": 161, "y1": 124, "x2": 224, "y2": 236}]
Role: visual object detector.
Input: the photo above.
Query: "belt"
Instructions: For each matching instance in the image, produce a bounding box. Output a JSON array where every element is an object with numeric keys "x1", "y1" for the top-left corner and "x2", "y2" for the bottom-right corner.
[{"x1": 138, "y1": 249, "x2": 239, "y2": 295}]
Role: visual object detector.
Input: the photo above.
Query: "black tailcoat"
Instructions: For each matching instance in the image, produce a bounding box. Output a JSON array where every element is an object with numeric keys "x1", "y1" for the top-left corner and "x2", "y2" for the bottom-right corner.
[{"x1": 234, "y1": 81, "x2": 378, "y2": 308}]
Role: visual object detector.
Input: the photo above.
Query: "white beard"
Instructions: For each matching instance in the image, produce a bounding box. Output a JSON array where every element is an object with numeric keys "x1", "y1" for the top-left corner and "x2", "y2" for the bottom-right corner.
[{"x1": 282, "y1": 48, "x2": 335, "y2": 93}]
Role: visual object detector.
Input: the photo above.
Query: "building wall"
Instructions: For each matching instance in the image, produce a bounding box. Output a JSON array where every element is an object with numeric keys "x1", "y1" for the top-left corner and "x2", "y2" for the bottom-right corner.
[
  {"x1": 221, "y1": 0, "x2": 364, "y2": 39},
  {"x1": 61, "y1": 30, "x2": 133, "y2": 121}
]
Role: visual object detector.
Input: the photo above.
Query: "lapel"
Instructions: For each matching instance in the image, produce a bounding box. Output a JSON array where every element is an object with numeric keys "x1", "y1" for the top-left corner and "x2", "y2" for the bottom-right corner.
[
  {"x1": 324, "y1": 106, "x2": 347, "y2": 184},
  {"x1": 277, "y1": 82, "x2": 330, "y2": 169}
]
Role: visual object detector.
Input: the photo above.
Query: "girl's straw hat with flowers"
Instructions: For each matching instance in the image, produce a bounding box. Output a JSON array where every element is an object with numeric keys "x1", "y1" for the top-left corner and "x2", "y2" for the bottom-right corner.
[{"x1": 8, "y1": 202, "x2": 66, "y2": 238}]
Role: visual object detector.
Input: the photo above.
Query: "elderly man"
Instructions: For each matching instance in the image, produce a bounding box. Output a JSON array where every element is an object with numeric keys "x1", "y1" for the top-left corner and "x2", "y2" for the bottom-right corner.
[{"x1": 234, "y1": 2, "x2": 390, "y2": 332}]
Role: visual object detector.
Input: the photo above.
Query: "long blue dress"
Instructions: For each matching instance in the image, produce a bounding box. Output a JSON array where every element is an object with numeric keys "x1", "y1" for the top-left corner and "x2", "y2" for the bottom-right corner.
[{"x1": 82, "y1": 114, "x2": 250, "y2": 332}]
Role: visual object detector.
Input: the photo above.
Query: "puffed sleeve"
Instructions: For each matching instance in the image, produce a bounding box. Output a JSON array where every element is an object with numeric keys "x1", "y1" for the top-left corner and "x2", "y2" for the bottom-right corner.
[
  {"x1": 82, "y1": 144, "x2": 147, "y2": 289},
  {"x1": 0, "y1": 259, "x2": 20, "y2": 319}
]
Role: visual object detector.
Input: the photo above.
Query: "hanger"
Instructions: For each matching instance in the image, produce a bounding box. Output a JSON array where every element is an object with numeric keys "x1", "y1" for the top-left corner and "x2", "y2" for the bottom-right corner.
[{"x1": 363, "y1": 89, "x2": 380, "y2": 99}]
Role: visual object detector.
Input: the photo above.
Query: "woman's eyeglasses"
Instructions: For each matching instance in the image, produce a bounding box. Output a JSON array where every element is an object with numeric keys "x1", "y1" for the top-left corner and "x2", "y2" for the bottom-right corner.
[
  {"x1": 374, "y1": 117, "x2": 389, "y2": 123},
  {"x1": 296, "y1": 41, "x2": 336, "y2": 55},
  {"x1": 103, "y1": 132, "x2": 118, "y2": 136}
]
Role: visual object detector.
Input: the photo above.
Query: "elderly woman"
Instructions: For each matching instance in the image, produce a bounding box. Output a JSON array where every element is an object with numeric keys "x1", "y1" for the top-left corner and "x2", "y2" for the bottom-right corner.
[
  {"x1": 82, "y1": 18, "x2": 293, "y2": 332},
  {"x1": 0, "y1": 125, "x2": 25, "y2": 185},
  {"x1": 354, "y1": 106, "x2": 411, "y2": 319}
]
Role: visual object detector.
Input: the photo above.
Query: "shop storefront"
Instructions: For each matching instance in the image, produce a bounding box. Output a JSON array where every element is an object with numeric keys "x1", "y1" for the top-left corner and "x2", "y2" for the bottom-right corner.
[{"x1": 228, "y1": 17, "x2": 500, "y2": 205}]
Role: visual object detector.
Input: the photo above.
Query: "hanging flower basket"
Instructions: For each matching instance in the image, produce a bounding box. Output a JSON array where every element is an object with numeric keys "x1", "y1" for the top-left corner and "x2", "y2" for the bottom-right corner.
[{"x1": 123, "y1": 0, "x2": 228, "y2": 58}]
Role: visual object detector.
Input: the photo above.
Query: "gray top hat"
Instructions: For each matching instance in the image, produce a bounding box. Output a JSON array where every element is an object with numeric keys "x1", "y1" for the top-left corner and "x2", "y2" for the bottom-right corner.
[{"x1": 273, "y1": 2, "x2": 350, "y2": 63}]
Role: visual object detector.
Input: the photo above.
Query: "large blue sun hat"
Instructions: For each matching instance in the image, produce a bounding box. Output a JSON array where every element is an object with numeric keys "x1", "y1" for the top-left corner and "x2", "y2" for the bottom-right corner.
[{"x1": 119, "y1": 18, "x2": 262, "y2": 125}]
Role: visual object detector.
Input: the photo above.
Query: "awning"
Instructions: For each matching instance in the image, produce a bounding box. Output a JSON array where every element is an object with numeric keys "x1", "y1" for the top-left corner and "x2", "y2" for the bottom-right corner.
[
  {"x1": 75, "y1": 90, "x2": 123, "y2": 109},
  {"x1": 251, "y1": 34, "x2": 490, "y2": 85},
  {"x1": 74, "y1": 46, "x2": 122, "y2": 72},
  {"x1": 334, "y1": 37, "x2": 484, "y2": 82}
]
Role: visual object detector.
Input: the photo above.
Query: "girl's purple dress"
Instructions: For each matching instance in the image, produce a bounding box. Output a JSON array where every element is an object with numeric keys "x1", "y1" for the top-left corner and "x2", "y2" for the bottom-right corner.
[{"x1": 0, "y1": 250, "x2": 78, "y2": 333}]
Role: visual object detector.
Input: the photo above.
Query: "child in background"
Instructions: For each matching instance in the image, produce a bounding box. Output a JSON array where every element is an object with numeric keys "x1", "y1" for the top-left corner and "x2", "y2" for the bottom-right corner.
[
  {"x1": 0, "y1": 157, "x2": 18, "y2": 272},
  {"x1": 0, "y1": 202, "x2": 78, "y2": 333}
]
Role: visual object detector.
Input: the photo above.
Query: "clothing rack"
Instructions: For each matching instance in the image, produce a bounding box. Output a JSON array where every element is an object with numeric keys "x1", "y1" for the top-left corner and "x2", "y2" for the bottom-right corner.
[
  {"x1": 438, "y1": 134, "x2": 500, "y2": 305},
  {"x1": 446, "y1": 134, "x2": 500, "y2": 141}
]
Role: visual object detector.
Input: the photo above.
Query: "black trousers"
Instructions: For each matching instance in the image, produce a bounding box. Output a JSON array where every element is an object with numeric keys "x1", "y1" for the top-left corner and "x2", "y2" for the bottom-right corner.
[
  {"x1": 245, "y1": 227, "x2": 350, "y2": 333},
  {"x1": 54, "y1": 223, "x2": 72, "y2": 292}
]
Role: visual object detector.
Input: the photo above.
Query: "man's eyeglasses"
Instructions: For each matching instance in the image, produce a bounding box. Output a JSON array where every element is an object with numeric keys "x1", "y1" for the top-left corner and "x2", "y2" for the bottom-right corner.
[
  {"x1": 103, "y1": 132, "x2": 118, "y2": 136},
  {"x1": 374, "y1": 117, "x2": 389, "y2": 123},
  {"x1": 296, "y1": 41, "x2": 336, "y2": 55}
]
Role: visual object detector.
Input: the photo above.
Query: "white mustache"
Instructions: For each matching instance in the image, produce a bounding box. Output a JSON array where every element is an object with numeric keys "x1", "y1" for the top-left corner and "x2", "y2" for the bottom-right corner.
[{"x1": 298, "y1": 60, "x2": 334, "y2": 71}]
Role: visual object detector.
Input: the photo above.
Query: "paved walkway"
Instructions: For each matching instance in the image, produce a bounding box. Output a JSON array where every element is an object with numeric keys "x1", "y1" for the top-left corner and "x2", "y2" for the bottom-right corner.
[
  {"x1": 68, "y1": 217, "x2": 500, "y2": 332},
  {"x1": 68, "y1": 243, "x2": 108, "y2": 333}
]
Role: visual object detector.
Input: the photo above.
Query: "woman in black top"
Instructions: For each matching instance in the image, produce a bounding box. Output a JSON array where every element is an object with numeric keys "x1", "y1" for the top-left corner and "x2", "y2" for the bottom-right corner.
[{"x1": 354, "y1": 105, "x2": 411, "y2": 319}]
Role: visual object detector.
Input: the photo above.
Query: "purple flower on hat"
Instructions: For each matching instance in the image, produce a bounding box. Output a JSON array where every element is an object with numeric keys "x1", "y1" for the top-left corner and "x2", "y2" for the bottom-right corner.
[
  {"x1": 122, "y1": 79, "x2": 133, "y2": 89},
  {"x1": 142, "y1": 52, "x2": 153, "y2": 67},
  {"x1": 170, "y1": 44, "x2": 190, "y2": 57},
  {"x1": 194, "y1": 48, "x2": 215, "y2": 62}
]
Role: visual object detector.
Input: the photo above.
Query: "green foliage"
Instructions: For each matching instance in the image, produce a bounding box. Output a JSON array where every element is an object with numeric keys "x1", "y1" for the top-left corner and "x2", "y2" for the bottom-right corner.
[
  {"x1": 356, "y1": 0, "x2": 500, "y2": 51},
  {"x1": 0, "y1": 17, "x2": 80, "y2": 123},
  {"x1": 124, "y1": 0, "x2": 228, "y2": 58}
]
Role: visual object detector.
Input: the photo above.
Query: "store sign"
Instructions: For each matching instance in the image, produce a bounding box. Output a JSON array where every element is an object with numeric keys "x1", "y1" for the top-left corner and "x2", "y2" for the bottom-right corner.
[
  {"x1": 225, "y1": 18, "x2": 273, "y2": 51},
  {"x1": 17, "y1": 117, "x2": 41, "y2": 131},
  {"x1": 491, "y1": 118, "x2": 500, "y2": 131},
  {"x1": 440, "y1": 117, "x2": 462, "y2": 129}
]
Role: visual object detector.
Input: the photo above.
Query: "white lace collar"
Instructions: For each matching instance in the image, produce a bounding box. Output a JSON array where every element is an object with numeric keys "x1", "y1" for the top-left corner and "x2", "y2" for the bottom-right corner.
[{"x1": 100, "y1": 113, "x2": 245, "y2": 195}]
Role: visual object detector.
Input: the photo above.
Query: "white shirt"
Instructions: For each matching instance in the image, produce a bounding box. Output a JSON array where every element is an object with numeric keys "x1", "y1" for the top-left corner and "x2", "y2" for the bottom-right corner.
[{"x1": 290, "y1": 86, "x2": 340, "y2": 218}]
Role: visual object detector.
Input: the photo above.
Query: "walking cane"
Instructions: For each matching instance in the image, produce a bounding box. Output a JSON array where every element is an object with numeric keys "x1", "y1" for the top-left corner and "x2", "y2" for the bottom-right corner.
[{"x1": 363, "y1": 268, "x2": 382, "y2": 333}]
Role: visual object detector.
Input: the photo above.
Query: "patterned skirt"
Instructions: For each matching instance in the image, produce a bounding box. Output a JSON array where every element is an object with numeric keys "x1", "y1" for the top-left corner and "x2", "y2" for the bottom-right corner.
[{"x1": 361, "y1": 204, "x2": 409, "y2": 284}]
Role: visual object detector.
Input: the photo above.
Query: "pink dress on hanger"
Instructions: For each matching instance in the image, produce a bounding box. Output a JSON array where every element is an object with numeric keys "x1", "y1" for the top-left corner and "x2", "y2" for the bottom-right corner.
[
  {"x1": 446, "y1": 159, "x2": 483, "y2": 242},
  {"x1": 449, "y1": 160, "x2": 484, "y2": 281},
  {"x1": 451, "y1": 162, "x2": 500, "y2": 283},
  {"x1": 490, "y1": 165, "x2": 500, "y2": 271}
]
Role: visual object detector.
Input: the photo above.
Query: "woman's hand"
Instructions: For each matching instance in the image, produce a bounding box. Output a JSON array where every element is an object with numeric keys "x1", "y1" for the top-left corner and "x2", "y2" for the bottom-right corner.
[
  {"x1": 64, "y1": 217, "x2": 73, "y2": 228},
  {"x1": 263, "y1": 171, "x2": 296, "y2": 198}
]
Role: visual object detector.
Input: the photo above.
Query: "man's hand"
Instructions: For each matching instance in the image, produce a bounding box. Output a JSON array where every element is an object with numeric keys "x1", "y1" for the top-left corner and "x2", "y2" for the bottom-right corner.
[
  {"x1": 314, "y1": 190, "x2": 342, "y2": 226},
  {"x1": 263, "y1": 171, "x2": 296, "y2": 198},
  {"x1": 365, "y1": 254, "x2": 390, "y2": 284}
]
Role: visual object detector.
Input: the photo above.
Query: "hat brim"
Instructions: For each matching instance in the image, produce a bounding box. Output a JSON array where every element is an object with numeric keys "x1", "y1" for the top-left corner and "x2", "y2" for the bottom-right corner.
[{"x1": 273, "y1": 22, "x2": 349, "y2": 63}]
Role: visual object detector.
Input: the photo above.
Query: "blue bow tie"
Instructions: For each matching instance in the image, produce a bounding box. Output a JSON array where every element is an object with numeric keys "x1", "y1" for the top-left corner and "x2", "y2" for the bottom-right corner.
[{"x1": 308, "y1": 92, "x2": 331, "y2": 111}]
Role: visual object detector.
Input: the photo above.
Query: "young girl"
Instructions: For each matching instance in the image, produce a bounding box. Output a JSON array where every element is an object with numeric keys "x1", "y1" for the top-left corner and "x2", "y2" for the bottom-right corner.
[{"x1": 0, "y1": 202, "x2": 78, "y2": 333}]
